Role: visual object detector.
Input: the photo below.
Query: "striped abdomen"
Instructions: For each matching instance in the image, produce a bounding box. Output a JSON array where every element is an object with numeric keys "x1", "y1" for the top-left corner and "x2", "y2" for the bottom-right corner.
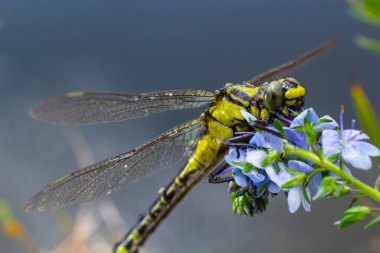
[{"x1": 114, "y1": 116, "x2": 235, "y2": 253}]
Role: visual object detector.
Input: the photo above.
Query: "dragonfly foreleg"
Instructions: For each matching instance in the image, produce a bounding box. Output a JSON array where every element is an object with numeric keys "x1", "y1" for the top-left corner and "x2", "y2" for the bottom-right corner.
[
  {"x1": 248, "y1": 119, "x2": 296, "y2": 146},
  {"x1": 249, "y1": 119, "x2": 285, "y2": 139},
  {"x1": 224, "y1": 132, "x2": 255, "y2": 147},
  {"x1": 207, "y1": 161, "x2": 233, "y2": 184}
]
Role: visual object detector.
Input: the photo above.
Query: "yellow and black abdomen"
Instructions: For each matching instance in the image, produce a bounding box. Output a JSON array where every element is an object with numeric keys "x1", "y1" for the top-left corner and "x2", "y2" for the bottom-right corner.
[{"x1": 115, "y1": 86, "x2": 259, "y2": 253}]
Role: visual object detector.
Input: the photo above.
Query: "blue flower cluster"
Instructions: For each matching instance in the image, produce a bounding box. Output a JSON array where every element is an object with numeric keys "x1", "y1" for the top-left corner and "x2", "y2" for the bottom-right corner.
[{"x1": 226, "y1": 108, "x2": 380, "y2": 215}]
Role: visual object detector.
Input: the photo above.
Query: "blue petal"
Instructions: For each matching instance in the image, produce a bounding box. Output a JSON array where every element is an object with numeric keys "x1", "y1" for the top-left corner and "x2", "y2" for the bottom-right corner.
[
  {"x1": 224, "y1": 149, "x2": 236, "y2": 166},
  {"x1": 310, "y1": 172, "x2": 322, "y2": 192},
  {"x1": 343, "y1": 165, "x2": 352, "y2": 175},
  {"x1": 262, "y1": 131, "x2": 283, "y2": 151},
  {"x1": 268, "y1": 182, "x2": 281, "y2": 193},
  {"x1": 254, "y1": 171, "x2": 269, "y2": 187},
  {"x1": 284, "y1": 128, "x2": 308, "y2": 150},
  {"x1": 321, "y1": 130, "x2": 341, "y2": 157},
  {"x1": 342, "y1": 129, "x2": 367, "y2": 142},
  {"x1": 342, "y1": 146, "x2": 372, "y2": 170},
  {"x1": 350, "y1": 141, "x2": 380, "y2": 157},
  {"x1": 316, "y1": 115, "x2": 338, "y2": 132},
  {"x1": 350, "y1": 132, "x2": 370, "y2": 141},
  {"x1": 288, "y1": 160, "x2": 313, "y2": 173},
  {"x1": 245, "y1": 170, "x2": 266, "y2": 183},
  {"x1": 290, "y1": 108, "x2": 318, "y2": 128},
  {"x1": 241, "y1": 110, "x2": 257, "y2": 123},
  {"x1": 249, "y1": 132, "x2": 266, "y2": 147},
  {"x1": 287, "y1": 187, "x2": 301, "y2": 213},
  {"x1": 246, "y1": 150, "x2": 267, "y2": 168},
  {"x1": 265, "y1": 163, "x2": 292, "y2": 187},
  {"x1": 225, "y1": 148, "x2": 247, "y2": 167},
  {"x1": 232, "y1": 168, "x2": 248, "y2": 187}
]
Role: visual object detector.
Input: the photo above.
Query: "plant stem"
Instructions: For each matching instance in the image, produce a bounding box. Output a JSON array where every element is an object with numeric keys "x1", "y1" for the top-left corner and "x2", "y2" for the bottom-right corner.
[{"x1": 284, "y1": 144, "x2": 380, "y2": 203}]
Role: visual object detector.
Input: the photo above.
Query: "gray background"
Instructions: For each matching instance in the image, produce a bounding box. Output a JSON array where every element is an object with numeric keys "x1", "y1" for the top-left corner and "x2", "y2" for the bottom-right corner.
[{"x1": 1, "y1": 0, "x2": 380, "y2": 252}]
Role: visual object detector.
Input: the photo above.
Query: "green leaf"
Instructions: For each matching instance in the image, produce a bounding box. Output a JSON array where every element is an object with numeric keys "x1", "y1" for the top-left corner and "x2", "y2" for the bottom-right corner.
[
  {"x1": 315, "y1": 148, "x2": 324, "y2": 159},
  {"x1": 335, "y1": 184, "x2": 350, "y2": 198},
  {"x1": 284, "y1": 166, "x2": 305, "y2": 176},
  {"x1": 318, "y1": 118, "x2": 333, "y2": 124},
  {"x1": 348, "y1": 0, "x2": 380, "y2": 26},
  {"x1": 257, "y1": 183, "x2": 268, "y2": 197},
  {"x1": 345, "y1": 205, "x2": 371, "y2": 215},
  {"x1": 281, "y1": 174, "x2": 306, "y2": 189},
  {"x1": 231, "y1": 161, "x2": 253, "y2": 173},
  {"x1": 314, "y1": 176, "x2": 336, "y2": 199},
  {"x1": 337, "y1": 205, "x2": 371, "y2": 229},
  {"x1": 261, "y1": 152, "x2": 278, "y2": 167},
  {"x1": 313, "y1": 176, "x2": 349, "y2": 200},
  {"x1": 350, "y1": 83, "x2": 380, "y2": 165},
  {"x1": 237, "y1": 197, "x2": 245, "y2": 215},
  {"x1": 232, "y1": 192, "x2": 238, "y2": 214},
  {"x1": 242, "y1": 163, "x2": 253, "y2": 174},
  {"x1": 305, "y1": 168, "x2": 326, "y2": 186},
  {"x1": 313, "y1": 118, "x2": 333, "y2": 131},
  {"x1": 292, "y1": 126, "x2": 304, "y2": 131},
  {"x1": 303, "y1": 118, "x2": 317, "y2": 145},
  {"x1": 274, "y1": 119, "x2": 285, "y2": 137},
  {"x1": 302, "y1": 182, "x2": 311, "y2": 204},
  {"x1": 349, "y1": 193, "x2": 365, "y2": 207},
  {"x1": 364, "y1": 0, "x2": 380, "y2": 19},
  {"x1": 355, "y1": 35, "x2": 380, "y2": 55},
  {"x1": 328, "y1": 153, "x2": 340, "y2": 163},
  {"x1": 364, "y1": 216, "x2": 380, "y2": 229}
]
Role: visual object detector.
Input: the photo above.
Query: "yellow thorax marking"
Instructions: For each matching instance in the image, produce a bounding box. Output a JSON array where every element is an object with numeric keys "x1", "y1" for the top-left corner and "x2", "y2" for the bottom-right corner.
[
  {"x1": 210, "y1": 98, "x2": 247, "y2": 126},
  {"x1": 249, "y1": 106, "x2": 260, "y2": 118},
  {"x1": 226, "y1": 85, "x2": 259, "y2": 107},
  {"x1": 260, "y1": 108, "x2": 270, "y2": 121}
]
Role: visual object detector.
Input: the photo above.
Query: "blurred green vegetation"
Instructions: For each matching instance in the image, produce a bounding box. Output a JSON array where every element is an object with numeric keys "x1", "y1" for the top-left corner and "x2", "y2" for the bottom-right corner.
[
  {"x1": 348, "y1": 0, "x2": 380, "y2": 54},
  {"x1": 350, "y1": 84, "x2": 380, "y2": 151},
  {"x1": 348, "y1": 0, "x2": 380, "y2": 162}
]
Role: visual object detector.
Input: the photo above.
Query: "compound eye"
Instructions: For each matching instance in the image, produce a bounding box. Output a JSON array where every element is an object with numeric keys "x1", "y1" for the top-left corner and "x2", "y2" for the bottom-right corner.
[{"x1": 264, "y1": 80, "x2": 283, "y2": 111}]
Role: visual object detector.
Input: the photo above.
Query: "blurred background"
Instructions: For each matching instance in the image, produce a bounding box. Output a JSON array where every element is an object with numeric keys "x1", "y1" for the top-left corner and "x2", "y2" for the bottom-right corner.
[{"x1": 1, "y1": 0, "x2": 380, "y2": 252}]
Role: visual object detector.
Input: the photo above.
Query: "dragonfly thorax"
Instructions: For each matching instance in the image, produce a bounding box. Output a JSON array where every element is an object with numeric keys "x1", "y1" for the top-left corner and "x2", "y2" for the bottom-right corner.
[{"x1": 210, "y1": 77, "x2": 305, "y2": 128}]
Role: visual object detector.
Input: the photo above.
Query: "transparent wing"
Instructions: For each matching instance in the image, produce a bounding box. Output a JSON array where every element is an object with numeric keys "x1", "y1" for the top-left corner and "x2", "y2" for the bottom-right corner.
[
  {"x1": 246, "y1": 39, "x2": 337, "y2": 85},
  {"x1": 29, "y1": 89, "x2": 214, "y2": 125},
  {"x1": 24, "y1": 119, "x2": 204, "y2": 212}
]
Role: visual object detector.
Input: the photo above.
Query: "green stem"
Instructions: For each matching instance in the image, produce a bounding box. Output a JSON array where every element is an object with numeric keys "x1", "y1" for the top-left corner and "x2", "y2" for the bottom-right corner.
[{"x1": 284, "y1": 144, "x2": 380, "y2": 203}]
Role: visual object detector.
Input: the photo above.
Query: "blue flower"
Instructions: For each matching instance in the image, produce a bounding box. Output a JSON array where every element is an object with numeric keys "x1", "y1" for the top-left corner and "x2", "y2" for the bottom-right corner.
[
  {"x1": 286, "y1": 160, "x2": 320, "y2": 213},
  {"x1": 225, "y1": 148, "x2": 266, "y2": 188},
  {"x1": 284, "y1": 108, "x2": 338, "y2": 150},
  {"x1": 238, "y1": 111, "x2": 322, "y2": 211},
  {"x1": 289, "y1": 108, "x2": 338, "y2": 132},
  {"x1": 322, "y1": 129, "x2": 380, "y2": 170},
  {"x1": 321, "y1": 108, "x2": 380, "y2": 170},
  {"x1": 263, "y1": 162, "x2": 291, "y2": 194},
  {"x1": 246, "y1": 131, "x2": 284, "y2": 194}
]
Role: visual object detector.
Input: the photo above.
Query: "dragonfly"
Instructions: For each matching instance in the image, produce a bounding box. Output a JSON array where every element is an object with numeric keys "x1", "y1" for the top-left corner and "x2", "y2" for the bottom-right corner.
[{"x1": 24, "y1": 40, "x2": 336, "y2": 253}]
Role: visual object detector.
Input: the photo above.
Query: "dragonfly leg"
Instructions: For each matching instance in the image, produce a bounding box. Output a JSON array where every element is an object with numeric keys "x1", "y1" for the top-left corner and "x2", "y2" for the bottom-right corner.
[
  {"x1": 249, "y1": 120, "x2": 297, "y2": 146},
  {"x1": 207, "y1": 161, "x2": 233, "y2": 184},
  {"x1": 249, "y1": 120, "x2": 285, "y2": 139},
  {"x1": 224, "y1": 132, "x2": 255, "y2": 147}
]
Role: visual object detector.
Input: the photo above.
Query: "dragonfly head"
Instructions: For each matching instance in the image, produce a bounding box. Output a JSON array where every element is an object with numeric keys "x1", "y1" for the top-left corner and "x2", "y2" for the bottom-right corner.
[{"x1": 263, "y1": 77, "x2": 306, "y2": 118}]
